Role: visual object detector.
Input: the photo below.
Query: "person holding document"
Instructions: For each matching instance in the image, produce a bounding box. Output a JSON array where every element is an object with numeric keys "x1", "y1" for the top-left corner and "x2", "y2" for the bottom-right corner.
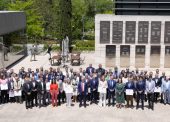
[
  {"x1": 146, "y1": 76, "x2": 155, "y2": 110},
  {"x1": 125, "y1": 77, "x2": 135, "y2": 108}
]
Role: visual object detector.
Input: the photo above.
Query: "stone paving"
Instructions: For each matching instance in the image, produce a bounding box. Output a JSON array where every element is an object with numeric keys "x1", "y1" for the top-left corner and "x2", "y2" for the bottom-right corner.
[
  {"x1": 0, "y1": 101, "x2": 170, "y2": 122},
  {"x1": 0, "y1": 52, "x2": 169, "y2": 122}
]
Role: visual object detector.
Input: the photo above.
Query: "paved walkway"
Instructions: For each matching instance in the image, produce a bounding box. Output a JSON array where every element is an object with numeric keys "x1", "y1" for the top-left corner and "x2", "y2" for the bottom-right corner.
[{"x1": 0, "y1": 102, "x2": 169, "y2": 122}]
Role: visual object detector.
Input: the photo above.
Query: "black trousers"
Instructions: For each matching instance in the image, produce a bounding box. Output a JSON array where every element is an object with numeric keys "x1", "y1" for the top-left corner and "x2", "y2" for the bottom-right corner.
[
  {"x1": 154, "y1": 92, "x2": 159, "y2": 102},
  {"x1": 147, "y1": 93, "x2": 154, "y2": 109},
  {"x1": 31, "y1": 91, "x2": 38, "y2": 106},
  {"x1": 136, "y1": 92, "x2": 144, "y2": 109},
  {"x1": 108, "y1": 90, "x2": 115, "y2": 105},
  {"x1": 79, "y1": 93, "x2": 86, "y2": 107},
  {"x1": 1, "y1": 90, "x2": 8, "y2": 104},
  {"x1": 25, "y1": 93, "x2": 32, "y2": 109},
  {"x1": 91, "y1": 89, "x2": 98, "y2": 103},
  {"x1": 58, "y1": 91, "x2": 65, "y2": 105}
]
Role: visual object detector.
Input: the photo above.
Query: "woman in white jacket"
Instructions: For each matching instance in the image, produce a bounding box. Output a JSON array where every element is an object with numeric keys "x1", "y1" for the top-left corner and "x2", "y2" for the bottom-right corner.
[
  {"x1": 64, "y1": 78, "x2": 73, "y2": 107},
  {"x1": 98, "y1": 75, "x2": 108, "y2": 107}
]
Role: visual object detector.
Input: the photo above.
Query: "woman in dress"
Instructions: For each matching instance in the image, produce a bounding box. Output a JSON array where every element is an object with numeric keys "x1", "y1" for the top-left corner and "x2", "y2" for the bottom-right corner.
[
  {"x1": 50, "y1": 80, "x2": 59, "y2": 107},
  {"x1": 115, "y1": 78, "x2": 125, "y2": 108}
]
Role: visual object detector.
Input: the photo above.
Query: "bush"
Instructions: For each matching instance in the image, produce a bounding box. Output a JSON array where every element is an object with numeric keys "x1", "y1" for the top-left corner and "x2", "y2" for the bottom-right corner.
[
  {"x1": 73, "y1": 40, "x2": 95, "y2": 51},
  {"x1": 12, "y1": 45, "x2": 23, "y2": 52}
]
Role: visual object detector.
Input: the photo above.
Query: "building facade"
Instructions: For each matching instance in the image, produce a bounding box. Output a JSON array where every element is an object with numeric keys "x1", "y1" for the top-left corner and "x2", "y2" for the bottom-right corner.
[{"x1": 95, "y1": 15, "x2": 170, "y2": 69}]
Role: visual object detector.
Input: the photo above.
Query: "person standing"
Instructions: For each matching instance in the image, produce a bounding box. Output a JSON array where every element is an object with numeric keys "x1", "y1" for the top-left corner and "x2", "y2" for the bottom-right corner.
[
  {"x1": 37, "y1": 77, "x2": 46, "y2": 108},
  {"x1": 47, "y1": 44, "x2": 52, "y2": 61},
  {"x1": 64, "y1": 79, "x2": 73, "y2": 107},
  {"x1": 14, "y1": 74, "x2": 22, "y2": 103},
  {"x1": 115, "y1": 78, "x2": 125, "y2": 108},
  {"x1": 86, "y1": 64, "x2": 95, "y2": 75},
  {"x1": 78, "y1": 77, "x2": 88, "y2": 108},
  {"x1": 161, "y1": 77, "x2": 170, "y2": 105},
  {"x1": 23, "y1": 75, "x2": 33, "y2": 109},
  {"x1": 136, "y1": 76, "x2": 145, "y2": 110},
  {"x1": 30, "y1": 45, "x2": 36, "y2": 61},
  {"x1": 31, "y1": 77, "x2": 38, "y2": 107},
  {"x1": 98, "y1": 75, "x2": 107, "y2": 107},
  {"x1": 153, "y1": 74, "x2": 161, "y2": 103},
  {"x1": 0, "y1": 75, "x2": 9, "y2": 104},
  {"x1": 90, "y1": 74, "x2": 98, "y2": 104},
  {"x1": 50, "y1": 80, "x2": 59, "y2": 107},
  {"x1": 107, "y1": 75, "x2": 116, "y2": 106},
  {"x1": 125, "y1": 77, "x2": 135, "y2": 108},
  {"x1": 146, "y1": 76, "x2": 155, "y2": 110}
]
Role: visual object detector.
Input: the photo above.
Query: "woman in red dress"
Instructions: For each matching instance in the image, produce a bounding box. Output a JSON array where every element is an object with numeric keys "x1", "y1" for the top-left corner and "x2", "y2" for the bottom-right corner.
[{"x1": 50, "y1": 80, "x2": 59, "y2": 107}]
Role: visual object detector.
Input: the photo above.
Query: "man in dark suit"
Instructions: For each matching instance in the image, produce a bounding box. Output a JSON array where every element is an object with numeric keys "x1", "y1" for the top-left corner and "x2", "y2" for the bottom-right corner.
[
  {"x1": 23, "y1": 77, "x2": 33, "y2": 109},
  {"x1": 96, "y1": 64, "x2": 105, "y2": 77},
  {"x1": 107, "y1": 75, "x2": 116, "y2": 106},
  {"x1": 153, "y1": 74, "x2": 161, "y2": 103},
  {"x1": 78, "y1": 77, "x2": 88, "y2": 108},
  {"x1": 136, "y1": 76, "x2": 145, "y2": 110},
  {"x1": 86, "y1": 64, "x2": 95, "y2": 75},
  {"x1": 37, "y1": 77, "x2": 46, "y2": 108},
  {"x1": 90, "y1": 75, "x2": 98, "y2": 104},
  {"x1": 31, "y1": 77, "x2": 38, "y2": 107}
]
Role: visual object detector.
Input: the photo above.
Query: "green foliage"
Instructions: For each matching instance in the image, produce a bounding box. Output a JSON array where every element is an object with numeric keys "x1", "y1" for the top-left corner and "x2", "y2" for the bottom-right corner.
[
  {"x1": 12, "y1": 45, "x2": 23, "y2": 52},
  {"x1": 0, "y1": 0, "x2": 10, "y2": 10},
  {"x1": 8, "y1": 0, "x2": 44, "y2": 38},
  {"x1": 43, "y1": 44, "x2": 60, "y2": 51},
  {"x1": 74, "y1": 40, "x2": 95, "y2": 51}
]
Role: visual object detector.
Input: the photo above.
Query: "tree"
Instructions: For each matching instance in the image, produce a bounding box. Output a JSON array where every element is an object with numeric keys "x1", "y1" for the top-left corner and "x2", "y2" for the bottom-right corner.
[
  {"x1": 0, "y1": 0, "x2": 10, "y2": 10},
  {"x1": 8, "y1": 0, "x2": 44, "y2": 39},
  {"x1": 58, "y1": 0, "x2": 72, "y2": 46}
]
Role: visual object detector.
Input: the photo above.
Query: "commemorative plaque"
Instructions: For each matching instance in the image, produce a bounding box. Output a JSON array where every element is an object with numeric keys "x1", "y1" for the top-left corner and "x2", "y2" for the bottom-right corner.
[
  {"x1": 125, "y1": 21, "x2": 136, "y2": 43},
  {"x1": 164, "y1": 21, "x2": 170, "y2": 44},
  {"x1": 112, "y1": 21, "x2": 123, "y2": 43},
  {"x1": 151, "y1": 21, "x2": 161, "y2": 44},
  {"x1": 100, "y1": 21, "x2": 110, "y2": 44},
  {"x1": 138, "y1": 21, "x2": 149, "y2": 43}
]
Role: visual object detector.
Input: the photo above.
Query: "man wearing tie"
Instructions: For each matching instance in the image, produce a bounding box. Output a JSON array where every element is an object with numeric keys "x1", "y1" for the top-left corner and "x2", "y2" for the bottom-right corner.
[
  {"x1": 107, "y1": 75, "x2": 116, "y2": 106},
  {"x1": 136, "y1": 76, "x2": 145, "y2": 110},
  {"x1": 90, "y1": 75, "x2": 98, "y2": 104},
  {"x1": 23, "y1": 75, "x2": 33, "y2": 109},
  {"x1": 37, "y1": 77, "x2": 46, "y2": 108},
  {"x1": 31, "y1": 77, "x2": 38, "y2": 107},
  {"x1": 78, "y1": 77, "x2": 88, "y2": 108},
  {"x1": 86, "y1": 64, "x2": 95, "y2": 75},
  {"x1": 146, "y1": 76, "x2": 155, "y2": 110}
]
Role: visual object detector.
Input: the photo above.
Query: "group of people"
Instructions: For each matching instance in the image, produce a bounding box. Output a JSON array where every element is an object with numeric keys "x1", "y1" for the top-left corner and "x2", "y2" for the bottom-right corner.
[{"x1": 0, "y1": 64, "x2": 170, "y2": 110}]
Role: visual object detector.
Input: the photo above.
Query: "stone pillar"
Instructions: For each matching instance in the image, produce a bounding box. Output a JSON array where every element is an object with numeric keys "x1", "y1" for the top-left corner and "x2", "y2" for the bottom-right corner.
[
  {"x1": 115, "y1": 45, "x2": 120, "y2": 69},
  {"x1": 160, "y1": 45, "x2": 165, "y2": 69},
  {"x1": 122, "y1": 22, "x2": 126, "y2": 44},
  {"x1": 110, "y1": 21, "x2": 113, "y2": 44},
  {"x1": 130, "y1": 45, "x2": 136, "y2": 70},
  {"x1": 145, "y1": 45, "x2": 150, "y2": 69}
]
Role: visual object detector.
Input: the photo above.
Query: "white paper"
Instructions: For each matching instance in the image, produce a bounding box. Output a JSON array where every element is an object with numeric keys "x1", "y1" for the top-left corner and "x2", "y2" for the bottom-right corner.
[
  {"x1": 154, "y1": 87, "x2": 161, "y2": 93},
  {"x1": 1, "y1": 83, "x2": 8, "y2": 90},
  {"x1": 14, "y1": 90, "x2": 22, "y2": 96},
  {"x1": 126, "y1": 89, "x2": 134, "y2": 95},
  {"x1": 9, "y1": 91, "x2": 15, "y2": 97}
]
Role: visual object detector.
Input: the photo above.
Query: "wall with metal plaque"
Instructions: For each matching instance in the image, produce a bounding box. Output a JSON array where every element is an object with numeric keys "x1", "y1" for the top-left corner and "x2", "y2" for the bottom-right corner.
[
  {"x1": 100, "y1": 21, "x2": 110, "y2": 44},
  {"x1": 125, "y1": 21, "x2": 136, "y2": 43},
  {"x1": 151, "y1": 21, "x2": 161, "y2": 44},
  {"x1": 135, "y1": 46, "x2": 145, "y2": 68},
  {"x1": 164, "y1": 21, "x2": 170, "y2": 44},
  {"x1": 120, "y1": 45, "x2": 130, "y2": 67},
  {"x1": 138, "y1": 21, "x2": 149, "y2": 43},
  {"x1": 112, "y1": 21, "x2": 123, "y2": 43},
  {"x1": 106, "y1": 45, "x2": 116, "y2": 67},
  {"x1": 165, "y1": 46, "x2": 170, "y2": 68},
  {"x1": 150, "y1": 46, "x2": 160, "y2": 68}
]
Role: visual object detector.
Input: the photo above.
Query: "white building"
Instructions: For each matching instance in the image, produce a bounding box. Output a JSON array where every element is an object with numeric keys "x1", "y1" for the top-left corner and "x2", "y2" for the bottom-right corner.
[{"x1": 95, "y1": 14, "x2": 170, "y2": 70}]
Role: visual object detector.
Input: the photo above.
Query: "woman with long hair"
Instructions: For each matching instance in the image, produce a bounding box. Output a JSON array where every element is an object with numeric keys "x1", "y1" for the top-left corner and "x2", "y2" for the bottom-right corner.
[
  {"x1": 50, "y1": 80, "x2": 59, "y2": 107},
  {"x1": 115, "y1": 78, "x2": 125, "y2": 108}
]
